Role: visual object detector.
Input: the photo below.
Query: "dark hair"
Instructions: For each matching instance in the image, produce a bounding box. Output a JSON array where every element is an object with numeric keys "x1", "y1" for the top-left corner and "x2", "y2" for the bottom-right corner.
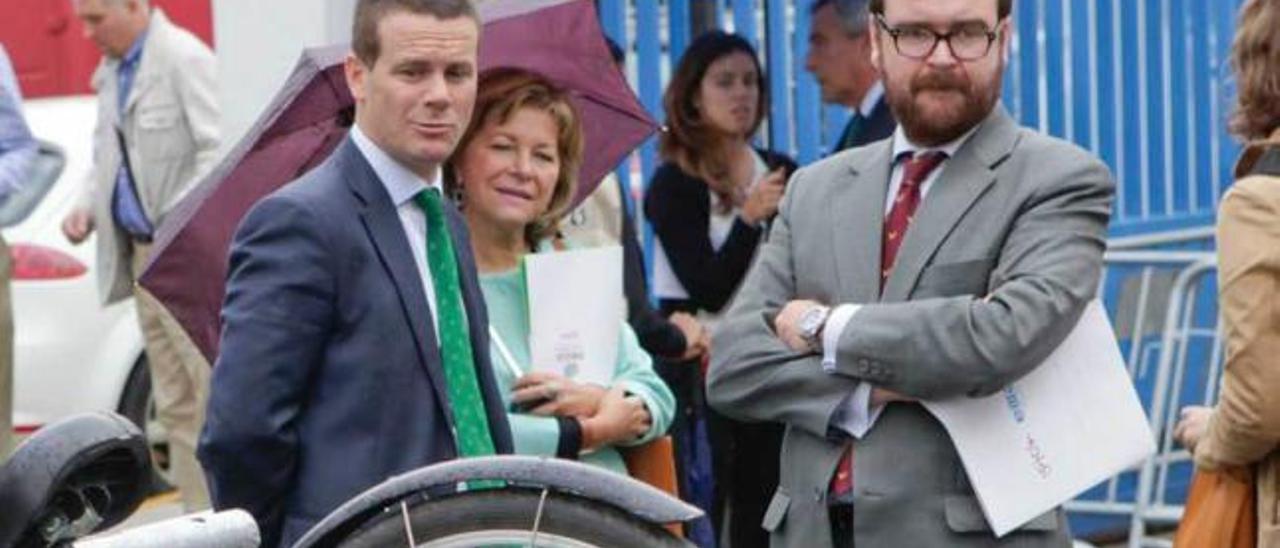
[
  {"x1": 445, "y1": 68, "x2": 585, "y2": 248},
  {"x1": 869, "y1": 0, "x2": 1013, "y2": 21},
  {"x1": 352, "y1": 0, "x2": 478, "y2": 66},
  {"x1": 658, "y1": 31, "x2": 766, "y2": 208},
  {"x1": 1227, "y1": 0, "x2": 1280, "y2": 140}
]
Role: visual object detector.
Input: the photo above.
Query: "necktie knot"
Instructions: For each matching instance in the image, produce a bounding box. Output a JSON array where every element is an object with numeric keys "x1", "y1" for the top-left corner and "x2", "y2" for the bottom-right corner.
[
  {"x1": 899, "y1": 151, "x2": 947, "y2": 189},
  {"x1": 414, "y1": 186, "x2": 443, "y2": 212}
]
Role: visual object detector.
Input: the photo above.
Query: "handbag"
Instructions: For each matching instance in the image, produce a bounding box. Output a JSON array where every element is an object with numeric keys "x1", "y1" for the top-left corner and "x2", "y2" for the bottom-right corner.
[
  {"x1": 622, "y1": 435, "x2": 684, "y2": 537},
  {"x1": 1173, "y1": 465, "x2": 1257, "y2": 548}
]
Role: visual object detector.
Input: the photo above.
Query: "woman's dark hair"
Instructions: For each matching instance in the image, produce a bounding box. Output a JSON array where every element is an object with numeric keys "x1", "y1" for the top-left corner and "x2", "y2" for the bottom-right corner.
[{"x1": 658, "y1": 31, "x2": 766, "y2": 209}]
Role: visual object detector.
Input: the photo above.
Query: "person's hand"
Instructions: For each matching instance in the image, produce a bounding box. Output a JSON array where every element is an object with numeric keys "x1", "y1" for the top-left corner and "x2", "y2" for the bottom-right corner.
[
  {"x1": 1174, "y1": 406, "x2": 1213, "y2": 454},
  {"x1": 870, "y1": 387, "x2": 915, "y2": 407},
  {"x1": 512, "y1": 371, "x2": 605, "y2": 418},
  {"x1": 580, "y1": 386, "x2": 651, "y2": 451},
  {"x1": 61, "y1": 207, "x2": 95, "y2": 244},
  {"x1": 669, "y1": 312, "x2": 709, "y2": 360},
  {"x1": 773, "y1": 299, "x2": 823, "y2": 352},
  {"x1": 740, "y1": 168, "x2": 786, "y2": 225}
]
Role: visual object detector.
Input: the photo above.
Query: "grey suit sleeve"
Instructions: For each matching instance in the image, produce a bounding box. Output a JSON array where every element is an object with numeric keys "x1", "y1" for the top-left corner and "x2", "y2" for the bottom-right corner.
[
  {"x1": 707, "y1": 167, "x2": 862, "y2": 439},
  {"x1": 832, "y1": 154, "x2": 1114, "y2": 400},
  {"x1": 198, "y1": 195, "x2": 334, "y2": 541}
]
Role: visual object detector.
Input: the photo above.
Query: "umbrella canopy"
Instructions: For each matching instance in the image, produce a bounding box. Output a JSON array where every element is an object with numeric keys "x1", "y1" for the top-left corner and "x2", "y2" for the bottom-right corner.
[
  {"x1": 139, "y1": 45, "x2": 351, "y2": 362},
  {"x1": 476, "y1": 0, "x2": 656, "y2": 205},
  {"x1": 139, "y1": 0, "x2": 656, "y2": 362}
]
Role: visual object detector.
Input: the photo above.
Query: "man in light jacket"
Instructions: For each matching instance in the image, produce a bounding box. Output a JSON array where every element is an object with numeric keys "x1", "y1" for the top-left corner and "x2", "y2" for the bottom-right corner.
[{"x1": 62, "y1": 0, "x2": 220, "y2": 510}]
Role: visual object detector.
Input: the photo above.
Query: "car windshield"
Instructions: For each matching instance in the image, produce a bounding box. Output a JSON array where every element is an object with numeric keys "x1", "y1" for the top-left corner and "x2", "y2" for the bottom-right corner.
[{"x1": 0, "y1": 141, "x2": 63, "y2": 228}]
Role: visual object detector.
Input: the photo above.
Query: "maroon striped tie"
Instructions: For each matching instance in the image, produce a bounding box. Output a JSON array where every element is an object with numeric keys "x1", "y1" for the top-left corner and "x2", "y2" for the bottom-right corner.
[{"x1": 829, "y1": 150, "x2": 947, "y2": 502}]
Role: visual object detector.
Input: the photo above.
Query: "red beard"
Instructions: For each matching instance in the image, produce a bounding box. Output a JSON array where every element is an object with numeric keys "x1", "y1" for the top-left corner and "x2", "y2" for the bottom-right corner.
[{"x1": 885, "y1": 66, "x2": 1002, "y2": 146}]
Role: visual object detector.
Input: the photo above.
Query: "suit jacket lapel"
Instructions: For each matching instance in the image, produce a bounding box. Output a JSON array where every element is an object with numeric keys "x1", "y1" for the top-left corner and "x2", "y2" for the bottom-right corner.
[
  {"x1": 123, "y1": 70, "x2": 156, "y2": 117},
  {"x1": 123, "y1": 14, "x2": 163, "y2": 116},
  {"x1": 341, "y1": 141, "x2": 455, "y2": 424},
  {"x1": 881, "y1": 107, "x2": 1021, "y2": 301},
  {"x1": 860, "y1": 98, "x2": 897, "y2": 145},
  {"x1": 833, "y1": 139, "x2": 892, "y2": 303}
]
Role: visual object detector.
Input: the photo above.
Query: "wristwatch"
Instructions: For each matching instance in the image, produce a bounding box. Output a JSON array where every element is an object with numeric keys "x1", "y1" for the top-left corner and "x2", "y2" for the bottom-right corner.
[{"x1": 797, "y1": 304, "x2": 831, "y2": 352}]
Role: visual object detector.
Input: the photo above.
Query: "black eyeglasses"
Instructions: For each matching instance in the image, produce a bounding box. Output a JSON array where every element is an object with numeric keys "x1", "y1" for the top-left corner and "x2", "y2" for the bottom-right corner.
[{"x1": 874, "y1": 15, "x2": 999, "y2": 61}]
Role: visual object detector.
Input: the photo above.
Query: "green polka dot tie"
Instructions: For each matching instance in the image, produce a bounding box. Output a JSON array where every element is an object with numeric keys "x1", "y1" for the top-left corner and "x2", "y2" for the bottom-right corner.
[{"x1": 414, "y1": 189, "x2": 498, "y2": 483}]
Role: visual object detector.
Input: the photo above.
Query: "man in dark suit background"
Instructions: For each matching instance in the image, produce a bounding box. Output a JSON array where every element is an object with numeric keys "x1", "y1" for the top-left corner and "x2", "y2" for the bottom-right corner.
[
  {"x1": 806, "y1": 0, "x2": 896, "y2": 153},
  {"x1": 198, "y1": 1, "x2": 513, "y2": 546}
]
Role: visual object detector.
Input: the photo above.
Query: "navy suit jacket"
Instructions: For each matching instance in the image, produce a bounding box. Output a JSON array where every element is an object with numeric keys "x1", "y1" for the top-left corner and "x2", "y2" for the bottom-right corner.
[
  {"x1": 835, "y1": 96, "x2": 897, "y2": 153},
  {"x1": 199, "y1": 138, "x2": 514, "y2": 548}
]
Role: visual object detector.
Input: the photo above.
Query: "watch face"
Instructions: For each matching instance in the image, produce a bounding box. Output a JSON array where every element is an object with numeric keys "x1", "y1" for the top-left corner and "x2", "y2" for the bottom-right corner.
[{"x1": 800, "y1": 307, "x2": 825, "y2": 335}]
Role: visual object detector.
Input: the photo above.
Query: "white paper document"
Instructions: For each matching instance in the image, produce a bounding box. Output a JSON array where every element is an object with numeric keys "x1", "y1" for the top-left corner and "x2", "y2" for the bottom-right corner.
[
  {"x1": 524, "y1": 246, "x2": 623, "y2": 386},
  {"x1": 922, "y1": 301, "x2": 1156, "y2": 537}
]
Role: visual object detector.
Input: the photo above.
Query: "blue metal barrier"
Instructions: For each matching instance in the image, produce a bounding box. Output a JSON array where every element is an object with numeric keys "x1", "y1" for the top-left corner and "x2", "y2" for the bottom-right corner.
[
  {"x1": 591, "y1": 0, "x2": 1249, "y2": 542},
  {"x1": 598, "y1": 0, "x2": 1243, "y2": 235},
  {"x1": 596, "y1": 3, "x2": 1244, "y2": 540}
]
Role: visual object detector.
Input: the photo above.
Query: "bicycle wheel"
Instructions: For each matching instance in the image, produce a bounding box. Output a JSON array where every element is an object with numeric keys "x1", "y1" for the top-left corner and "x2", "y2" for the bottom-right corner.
[{"x1": 337, "y1": 487, "x2": 689, "y2": 547}]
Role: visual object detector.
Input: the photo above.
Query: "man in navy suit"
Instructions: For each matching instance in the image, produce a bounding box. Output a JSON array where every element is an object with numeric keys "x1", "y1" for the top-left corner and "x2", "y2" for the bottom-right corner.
[
  {"x1": 198, "y1": 1, "x2": 513, "y2": 546},
  {"x1": 806, "y1": 0, "x2": 896, "y2": 152}
]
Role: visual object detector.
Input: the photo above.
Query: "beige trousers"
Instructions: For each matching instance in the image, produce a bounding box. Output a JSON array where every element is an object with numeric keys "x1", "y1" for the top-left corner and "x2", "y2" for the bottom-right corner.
[
  {"x1": 130, "y1": 241, "x2": 211, "y2": 510},
  {"x1": 0, "y1": 236, "x2": 12, "y2": 462}
]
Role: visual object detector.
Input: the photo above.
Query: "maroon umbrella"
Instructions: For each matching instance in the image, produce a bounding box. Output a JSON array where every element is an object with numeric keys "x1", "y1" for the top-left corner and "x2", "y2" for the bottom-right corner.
[{"x1": 138, "y1": 0, "x2": 657, "y2": 363}]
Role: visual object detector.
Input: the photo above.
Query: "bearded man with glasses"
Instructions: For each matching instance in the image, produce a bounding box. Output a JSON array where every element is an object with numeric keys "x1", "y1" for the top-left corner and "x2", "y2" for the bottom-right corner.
[{"x1": 707, "y1": 0, "x2": 1115, "y2": 546}]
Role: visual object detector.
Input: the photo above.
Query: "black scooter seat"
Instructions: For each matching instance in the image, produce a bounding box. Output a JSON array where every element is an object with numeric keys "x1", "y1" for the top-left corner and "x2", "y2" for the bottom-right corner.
[{"x1": 0, "y1": 412, "x2": 151, "y2": 547}]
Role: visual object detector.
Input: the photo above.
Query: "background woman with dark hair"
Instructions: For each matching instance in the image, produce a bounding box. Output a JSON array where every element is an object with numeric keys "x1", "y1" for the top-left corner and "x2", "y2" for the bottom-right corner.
[
  {"x1": 645, "y1": 31, "x2": 795, "y2": 548},
  {"x1": 1174, "y1": 1, "x2": 1280, "y2": 546}
]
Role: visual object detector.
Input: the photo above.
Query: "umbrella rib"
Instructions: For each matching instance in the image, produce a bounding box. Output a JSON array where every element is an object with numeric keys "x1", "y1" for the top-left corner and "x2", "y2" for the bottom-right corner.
[{"x1": 569, "y1": 91, "x2": 656, "y2": 126}]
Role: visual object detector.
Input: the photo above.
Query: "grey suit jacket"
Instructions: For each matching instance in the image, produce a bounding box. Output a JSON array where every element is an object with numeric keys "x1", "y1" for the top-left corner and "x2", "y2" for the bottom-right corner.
[
  {"x1": 707, "y1": 106, "x2": 1113, "y2": 547},
  {"x1": 84, "y1": 8, "x2": 220, "y2": 304}
]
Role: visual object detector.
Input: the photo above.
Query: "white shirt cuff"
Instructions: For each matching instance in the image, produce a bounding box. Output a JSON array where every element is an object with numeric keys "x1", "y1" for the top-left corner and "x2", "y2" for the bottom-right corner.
[
  {"x1": 822, "y1": 304, "x2": 885, "y2": 438},
  {"x1": 830, "y1": 382, "x2": 886, "y2": 439},
  {"x1": 821, "y1": 304, "x2": 860, "y2": 372}
]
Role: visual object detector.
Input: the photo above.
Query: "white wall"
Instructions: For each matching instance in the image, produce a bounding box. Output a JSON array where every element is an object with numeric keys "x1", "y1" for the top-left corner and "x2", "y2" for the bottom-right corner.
[{"x1": 213, "y1": 0, "x2": 358, "y2": 153}]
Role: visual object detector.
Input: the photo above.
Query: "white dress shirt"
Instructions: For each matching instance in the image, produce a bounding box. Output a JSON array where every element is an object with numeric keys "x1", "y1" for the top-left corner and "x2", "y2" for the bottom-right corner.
[
  {"x1": 823, "y1": 123, "x2": 981, "y2": 438},
  {"x1": 349, "y1": 124, "x2": 452, "y2": 343},
  {"x1": 857, "y1": 81, "x2": 885, "y2": 118}
]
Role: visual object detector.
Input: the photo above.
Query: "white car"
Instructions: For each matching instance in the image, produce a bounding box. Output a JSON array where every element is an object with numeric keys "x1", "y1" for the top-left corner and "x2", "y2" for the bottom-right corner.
[{"x1": 4, "y1": 95, "x2": 168, "y2": 486}]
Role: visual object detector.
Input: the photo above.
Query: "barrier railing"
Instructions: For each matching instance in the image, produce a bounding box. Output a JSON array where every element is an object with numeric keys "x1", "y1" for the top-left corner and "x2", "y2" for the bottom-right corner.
[
  {"x1": 1126, "y1": 255, "x2": 1220, "y2": 548},
  {"x1": 1064, "y1": 248, "x2": 1221, "y2": 547}
]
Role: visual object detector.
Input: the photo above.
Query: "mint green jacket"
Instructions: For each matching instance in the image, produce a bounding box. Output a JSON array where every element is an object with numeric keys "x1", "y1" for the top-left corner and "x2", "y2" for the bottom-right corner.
[{"x1": 479, "y1": 263, "x2": 675, "y2": 476}]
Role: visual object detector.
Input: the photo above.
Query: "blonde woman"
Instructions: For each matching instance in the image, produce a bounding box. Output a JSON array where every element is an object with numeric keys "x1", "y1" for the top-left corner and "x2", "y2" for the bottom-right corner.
[{"x1": 446, "y1": 68, "x2": 675, "y2": 474}]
